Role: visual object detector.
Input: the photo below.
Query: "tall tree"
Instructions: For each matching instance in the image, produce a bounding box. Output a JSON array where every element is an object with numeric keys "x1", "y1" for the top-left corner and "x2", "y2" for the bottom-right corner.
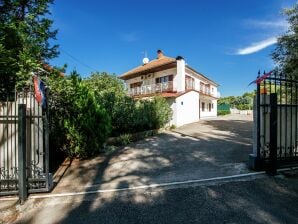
[
  {"x1": 0, "y1": 0, "x2": 58, "y2": 95},
  {"x1": 272, "y1": 4, "x2": 298, "y2": 78}
]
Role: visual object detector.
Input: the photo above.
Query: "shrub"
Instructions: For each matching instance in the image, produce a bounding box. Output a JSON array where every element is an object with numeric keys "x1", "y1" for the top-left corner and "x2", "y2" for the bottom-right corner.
[
  {"x1": 85, "y1": 73, "x2": 172, "y2": 136},
  {"x1": 217, "y1": 110, "x2": 231, "y2": 116},
  {"x1": 236, "y1": 104, "x2": 251, "y2": 110},
  {"x1": 119, "y1": 133, "x2": 132, "y2": 146},
  {"x1": 48, "y1": 73, "x2": 111, "y2": 158},
  {"x1": 150, "y1": 96, "x2": 172, "y2": 129}
]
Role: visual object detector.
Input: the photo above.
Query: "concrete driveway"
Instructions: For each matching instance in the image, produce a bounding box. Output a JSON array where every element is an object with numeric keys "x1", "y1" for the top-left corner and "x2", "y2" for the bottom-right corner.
[{"x1": 52, "y1": 114, "x2": 253, "y2": 193}]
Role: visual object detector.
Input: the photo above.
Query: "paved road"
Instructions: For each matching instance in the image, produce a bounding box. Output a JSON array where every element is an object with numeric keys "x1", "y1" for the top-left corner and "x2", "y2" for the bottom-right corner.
[
  {"x1": 52, "y1": 114, "x2": 253, "y2": 194},
  {"x1": 1, "y1": 114, "x2": 258, "y2": 223},
  {"x1": 5, "y1": 172, "x2": 298, "y2": 224}
]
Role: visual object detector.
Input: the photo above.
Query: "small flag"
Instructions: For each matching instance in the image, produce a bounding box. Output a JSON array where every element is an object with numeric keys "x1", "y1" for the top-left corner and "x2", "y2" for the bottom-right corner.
[
  {"x1": 33, "y1": 75, "x2": 46, "y2": 108},
  {"x1": 248, "y1": 70, "x2": 273, "y2": 86}
]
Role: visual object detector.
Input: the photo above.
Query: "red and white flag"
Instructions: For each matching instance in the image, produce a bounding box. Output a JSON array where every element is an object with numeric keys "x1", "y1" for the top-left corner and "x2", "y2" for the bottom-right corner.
[{"x1": 33, "y1": 75, "x2": 46, "y2": 108}]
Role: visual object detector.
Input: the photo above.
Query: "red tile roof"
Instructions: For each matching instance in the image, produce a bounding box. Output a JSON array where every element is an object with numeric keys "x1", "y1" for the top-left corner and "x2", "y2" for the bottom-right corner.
[{"x1": 119, "y1": 56, "x2": 176, "y2": 80}]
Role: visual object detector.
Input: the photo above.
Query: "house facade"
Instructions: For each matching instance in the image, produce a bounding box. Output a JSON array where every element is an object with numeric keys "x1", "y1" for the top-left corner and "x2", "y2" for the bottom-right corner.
[{"x1": 119, "y1": 50, "x2": 220, "y2": 127}]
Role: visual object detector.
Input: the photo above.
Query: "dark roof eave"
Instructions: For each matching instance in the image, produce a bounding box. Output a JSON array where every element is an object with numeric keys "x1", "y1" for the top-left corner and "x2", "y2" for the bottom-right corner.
[{"x1": 119, "y1": 61, "x2": 177, "y2": 80}]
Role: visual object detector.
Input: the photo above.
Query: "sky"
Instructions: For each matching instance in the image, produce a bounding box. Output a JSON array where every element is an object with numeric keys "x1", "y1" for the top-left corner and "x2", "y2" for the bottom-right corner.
[{"x1": 49, "y1": 0, "x2": 297, "y2": 97}]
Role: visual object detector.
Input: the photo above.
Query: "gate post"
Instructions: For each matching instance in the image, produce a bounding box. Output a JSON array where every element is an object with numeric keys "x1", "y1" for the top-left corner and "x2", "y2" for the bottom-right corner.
[
  {"x1": 18, "y1": 104, "x2": 28, "y2": 203},
  {"x1": 267, "y1": 93, "x2": 277, "y2": 175}
]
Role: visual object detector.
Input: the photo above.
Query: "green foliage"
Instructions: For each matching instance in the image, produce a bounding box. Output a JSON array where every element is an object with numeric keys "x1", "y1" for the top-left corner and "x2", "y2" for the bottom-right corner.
[
  {"x1": 0, "y1": 0, "x2": 58, "y2": 94},
  {"x1": 217, "y1": 110, "x2": 231, "y2": 116},
  {"x1": 236, "y1": 104, "x2": 251, "y2": 110},
  {"x1": 85, "y1": 72, "x2": 172, "y2": 136},
  {"x1": 272, "y1": 4, "x2": 298, "y2": 79},
  {"x1": 218, "y1": 91, "x2": 254, "y2": 111},
  {"x1": 48, "y1": 72, "x2": 111, "y2": 158},
  {"x1": 119, "y1": 134, "x2": 132, "y2": 146}
]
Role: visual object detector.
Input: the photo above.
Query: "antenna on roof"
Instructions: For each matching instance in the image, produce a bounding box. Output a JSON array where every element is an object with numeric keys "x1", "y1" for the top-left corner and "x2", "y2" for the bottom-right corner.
[{"x1": 142, "y1": 51, "x2": 149, "y2": 65}]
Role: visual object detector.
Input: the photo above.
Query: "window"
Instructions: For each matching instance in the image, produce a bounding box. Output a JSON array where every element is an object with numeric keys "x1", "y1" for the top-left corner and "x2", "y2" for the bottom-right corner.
[
  {"x1": 155, "y1": 75, "x2": 173, "y2": 84},
  {"x1": 143, "y1": 79, "x2": 150, "y2": 85},
  {"x1": 212, "y1": 103, "x2": 214, "y2": 109},
  {"x1": 208, "y1": 103, "x2": 211, "y2": 112},
  {"x1": 130, "y1": 82, "x2": 142, "y2": 88},
  {"x1": 185, "y1": 75, "x2": 195, "y2": 90},
  {"x1": 202, "y1": 102, "x2": 205, "y2": 112}
]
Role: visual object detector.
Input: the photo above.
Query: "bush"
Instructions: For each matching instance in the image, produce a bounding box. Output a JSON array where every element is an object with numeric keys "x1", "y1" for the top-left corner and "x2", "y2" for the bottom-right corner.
[
  {"x1": 217, "y1": 110, "x2": 231, "y2": 116},
  {"x1": 236, "y1": 104, "x2": 251, "y2": 110},
  {"x1": 48, "y1": 73, "x2": 111, "y2": 158},
  {"x1": 119, "y1": 133, "x2": 132, "y2": 146},
  {"x1": 85, "y1": 73, "x2": 172, "y2": 136}
]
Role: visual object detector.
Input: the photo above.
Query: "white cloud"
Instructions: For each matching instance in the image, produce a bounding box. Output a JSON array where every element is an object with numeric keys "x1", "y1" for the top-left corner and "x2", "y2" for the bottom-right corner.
[
  {"x1": 236, "y1": 37, "x2": 277, "y2": 55},
  {"x1": 244, "y1": 19, "x2": 289, "y2": 31}
]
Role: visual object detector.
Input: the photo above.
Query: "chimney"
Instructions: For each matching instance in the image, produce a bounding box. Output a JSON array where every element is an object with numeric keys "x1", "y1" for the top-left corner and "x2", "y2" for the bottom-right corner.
[
  {"x1": 176, "y1": 55, "x2": 185, "y2": 92},
  {"x1": 157, "y1": 49, "x2": 164, "y2": 59}
]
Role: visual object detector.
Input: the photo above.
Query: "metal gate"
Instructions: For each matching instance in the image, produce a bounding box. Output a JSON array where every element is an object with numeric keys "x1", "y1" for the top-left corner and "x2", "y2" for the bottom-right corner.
[
  {"x1": 0, "y1": 90, "x2": 52, "y2": 199},
  {"x1": 255, "y1": 71, "x2": 298, "y2": 174}
]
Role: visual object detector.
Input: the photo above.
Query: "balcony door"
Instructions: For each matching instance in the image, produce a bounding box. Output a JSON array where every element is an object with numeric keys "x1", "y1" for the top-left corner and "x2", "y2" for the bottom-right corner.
[{"x1": 155, "y1": 75, "x2": 173, "y2": 92}]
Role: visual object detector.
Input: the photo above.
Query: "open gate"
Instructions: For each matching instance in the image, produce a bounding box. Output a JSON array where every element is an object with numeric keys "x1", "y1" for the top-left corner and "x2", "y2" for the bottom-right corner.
[
  {"x1": 0, "y1": 90, "x2": 52, "y2": 200},
  {"x1": 251, "y1": 71, "x2": 298, "y2": 174}
]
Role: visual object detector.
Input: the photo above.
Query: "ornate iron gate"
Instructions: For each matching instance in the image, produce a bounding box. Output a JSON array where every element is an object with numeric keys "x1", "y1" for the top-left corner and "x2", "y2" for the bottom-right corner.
[
  {"x1": 0, "y1": 90, "x2": 52, "y2": 197},
  {"x1": 255, "y1": 71, "x2": 298, "y2": 173}
]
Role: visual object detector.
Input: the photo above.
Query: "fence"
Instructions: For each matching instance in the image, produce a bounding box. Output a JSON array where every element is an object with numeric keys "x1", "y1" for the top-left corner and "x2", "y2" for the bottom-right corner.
[
  {"x1": 0, "y1": 90, "x2": 52, "y2": 199},
  {"x1": 250, "y1": 71, "x2": 298, "y2": 174}
]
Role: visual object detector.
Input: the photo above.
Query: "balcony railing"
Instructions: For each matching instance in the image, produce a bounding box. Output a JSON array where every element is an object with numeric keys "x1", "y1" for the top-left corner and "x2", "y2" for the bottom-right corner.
[
  {"x1": 129, "y1": 81, "x2": 174, "y2": 96},
  {"x1": 199, "y1": 86, "x2": 220, "y2": 98},
  {"x1": 128, "y1": 81, "x2": 220, "y2": 98},
  {"x1": 185, "y1": 81, "x2": 195, "y2": 90}
]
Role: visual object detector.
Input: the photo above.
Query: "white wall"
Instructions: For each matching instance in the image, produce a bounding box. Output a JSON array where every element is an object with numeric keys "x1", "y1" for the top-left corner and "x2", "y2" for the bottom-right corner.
[
  {"x1": 200, "y1": 98, "x2": 217, "y2": 117},
  {"x1": 125, "y1": 68, "x2": 177, "y2": 89},
  {"x1": 176, "y1": 59, "x2": 185, "y2": 92},
  {"x1": 175, "y1": 91, "x2": 200, "y2": 126}
]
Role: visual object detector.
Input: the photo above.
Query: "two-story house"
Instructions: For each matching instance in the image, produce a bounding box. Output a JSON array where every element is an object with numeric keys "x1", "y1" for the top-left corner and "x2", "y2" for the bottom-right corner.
[{"x1": 119, "y1": 50, "x2": 220, "y2": 127}]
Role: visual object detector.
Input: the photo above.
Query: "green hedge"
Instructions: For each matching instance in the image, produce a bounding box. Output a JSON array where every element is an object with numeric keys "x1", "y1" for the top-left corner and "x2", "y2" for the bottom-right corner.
[
  {"x1": 48, "y1": 73, "x2": 111, "y2": 158},
  {"x1": 217, "y1": 110, "x2": 231, "y2": 116}
]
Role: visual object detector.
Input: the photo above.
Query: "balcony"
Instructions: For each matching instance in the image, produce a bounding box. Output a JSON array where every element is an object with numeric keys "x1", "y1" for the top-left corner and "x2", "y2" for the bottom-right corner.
[
  {"x1": 128, "y1": 80, "x2": 220, "y2": 98},
  {"x1": 199, "y1": 86, "x2": 220, "y2": 98},
  {"x1": 129, "y1": 81, "x2": 174, "y2": 96}
]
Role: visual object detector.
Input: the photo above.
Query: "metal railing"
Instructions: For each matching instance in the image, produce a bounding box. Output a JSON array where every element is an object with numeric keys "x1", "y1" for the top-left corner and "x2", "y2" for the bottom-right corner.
[
  {"x1": 0, "y1": 89, "x2": 52, "y2": 197},
  {"x1": 255, "y1": 71, "x2": 298, "y2": 173},
  {"x1": 128, "y1": 80, "x2": 220, "y2": 98},
  {"x1": 129, "y1": 81, "x2": 174, "y2": 96}
]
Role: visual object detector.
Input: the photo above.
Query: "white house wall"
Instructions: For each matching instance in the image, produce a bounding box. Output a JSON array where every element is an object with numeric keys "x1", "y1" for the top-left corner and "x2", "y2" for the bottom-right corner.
[
  {"x1": 200, "y1": 97, "x2": 217, "y2": 117},
  {"x1": 185, "y1": 68, "x2": 218, "y2": 97},
  {"x1": 125, "y1": 68, "x2": 177, "y2": 89},
  {"x1": 175, "y1": 91, "x2": 200, "y2": 127}
]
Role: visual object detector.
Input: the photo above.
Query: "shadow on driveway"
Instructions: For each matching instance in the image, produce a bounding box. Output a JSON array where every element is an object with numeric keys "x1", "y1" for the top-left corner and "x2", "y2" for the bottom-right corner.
[{"x1": 13, "y1": 114, "x2": 269, "y2": 224}]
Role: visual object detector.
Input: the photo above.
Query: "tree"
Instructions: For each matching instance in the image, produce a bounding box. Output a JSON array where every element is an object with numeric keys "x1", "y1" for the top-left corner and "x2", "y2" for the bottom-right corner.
[
  {"x1": 0, "y1": 0, "x2": 58, "y2": 95},
  {"x1": 272, "y1": 4, "x2": 298, "y2": 78}
]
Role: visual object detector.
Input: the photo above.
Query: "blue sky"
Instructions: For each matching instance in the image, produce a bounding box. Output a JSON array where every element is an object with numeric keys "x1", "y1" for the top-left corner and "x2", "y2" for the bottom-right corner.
[{"x1": 49, "y1": 0, "x2": 297, "y2": 96}]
